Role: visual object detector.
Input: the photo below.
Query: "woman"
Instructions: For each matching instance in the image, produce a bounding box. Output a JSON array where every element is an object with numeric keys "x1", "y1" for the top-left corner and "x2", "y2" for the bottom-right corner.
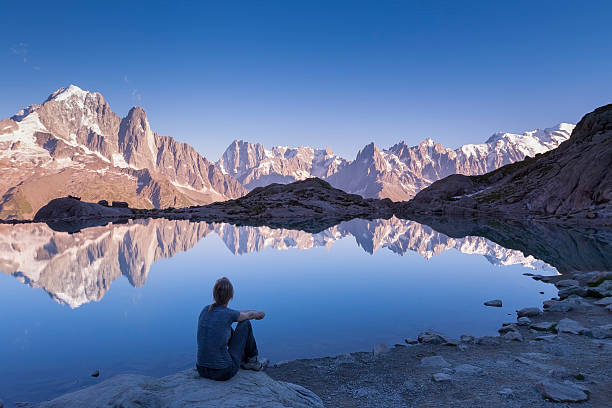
[{"x1": 196, "y1": 277, "x2": 267, "y2": 381}]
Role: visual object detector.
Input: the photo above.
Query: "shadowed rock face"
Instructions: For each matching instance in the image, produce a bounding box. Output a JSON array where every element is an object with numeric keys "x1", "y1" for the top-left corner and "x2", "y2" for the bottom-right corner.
[
  {"x1": 405, "y1": 104, "x2": 612, "y2": 222},
  {"x1": 8, "y1": 215, "x2": 606, "y2": 309},
  {"x1": 0, "y1": 85, "x2": 246, "y2": 220}
]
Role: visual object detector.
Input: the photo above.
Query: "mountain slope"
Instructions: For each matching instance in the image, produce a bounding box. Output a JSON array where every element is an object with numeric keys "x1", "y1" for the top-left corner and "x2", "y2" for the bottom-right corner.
[
  {"x1": 405, "y1": 105, "x2": 612, "y2": 222},
  {"x1": 0, "y1": 85, "x2": 246, "y2": 219}
]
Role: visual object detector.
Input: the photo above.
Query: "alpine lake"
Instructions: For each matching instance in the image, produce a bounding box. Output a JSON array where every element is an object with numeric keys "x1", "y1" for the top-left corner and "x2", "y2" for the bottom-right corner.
[{"x1": 1, "y1": 215, "x2": 610, "y2": 405}]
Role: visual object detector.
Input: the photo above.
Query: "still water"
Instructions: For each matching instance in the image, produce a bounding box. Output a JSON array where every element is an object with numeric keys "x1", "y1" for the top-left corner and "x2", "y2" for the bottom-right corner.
[{"x1": 2, "y1": 216, "x2": 607, "y2": 405}]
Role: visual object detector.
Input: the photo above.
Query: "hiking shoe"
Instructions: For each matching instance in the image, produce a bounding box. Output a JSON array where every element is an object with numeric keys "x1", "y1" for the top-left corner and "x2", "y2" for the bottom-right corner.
[{"x1": 241, "y1": 356, "x2": 269, "y2": 371}]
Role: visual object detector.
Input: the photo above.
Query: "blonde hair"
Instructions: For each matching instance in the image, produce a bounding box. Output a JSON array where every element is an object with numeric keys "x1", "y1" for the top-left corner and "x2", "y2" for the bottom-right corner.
[{"x1": 209, "y1": 277, "x2": 234, "y2": 311}]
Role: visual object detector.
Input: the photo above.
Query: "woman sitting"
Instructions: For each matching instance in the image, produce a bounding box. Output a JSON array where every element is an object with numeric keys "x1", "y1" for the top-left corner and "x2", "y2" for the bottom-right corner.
[{"x1": 196, "y1": 277, "x2": 267, "y2": 381}]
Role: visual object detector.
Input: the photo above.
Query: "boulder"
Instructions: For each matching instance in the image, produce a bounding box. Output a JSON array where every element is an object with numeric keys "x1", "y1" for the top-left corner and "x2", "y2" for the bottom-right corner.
[
  {"x1": 555, "y1": 318, "x2": 587, "y2": 335},
  {"x1": 535, "y1": 380, "x2": 589, "y2": 403},
  {"x1": 417, "y1": 330, "x2": 447, "y2": 345},
  {"x1": 420, "y1": 356, "x2": 451, "y2": 368},
  {"x1": 111, "y1": 201, "x2": 130, "y2": 208},
  {"x1": 484, "y1": 299, "x2": 502, "y2": 307},
  {"x1": 586, "y1": 271, "x2": 612, "y2": 286},
  {"x1": 34, "y1": 369, "x2": 323, "y2": 408},
  {"x1": 498, "y1": 324, "x2": 518, "y2": 334},
  {"x1": 517, "y1": 307, "x2": 542, "y2": 318},
  {"x1": 558, "y1": 285, "x2": 587, "y2": 299},
  {"x1": 460, "y1": 334, "x2": 475, "y2": 343}
]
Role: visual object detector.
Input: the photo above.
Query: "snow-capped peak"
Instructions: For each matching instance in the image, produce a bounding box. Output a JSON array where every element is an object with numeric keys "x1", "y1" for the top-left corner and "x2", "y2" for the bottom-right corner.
[{"x1": 50, "y1": 84, "x2": 89, "y2": 102}]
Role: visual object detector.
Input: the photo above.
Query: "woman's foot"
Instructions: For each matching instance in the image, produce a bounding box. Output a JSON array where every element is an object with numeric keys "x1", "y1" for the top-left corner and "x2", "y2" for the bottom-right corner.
[{"x1": 241, "y1": 356, "x2": 269, "y2": 371}]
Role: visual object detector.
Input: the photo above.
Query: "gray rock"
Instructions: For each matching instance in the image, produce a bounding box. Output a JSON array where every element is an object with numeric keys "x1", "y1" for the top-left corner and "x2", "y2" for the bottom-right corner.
[
  {"x1": 584, "y1": 324, "x2": 612, "y2": 339},
  {"x1": 454, "y1": 364, "x2": 484, "y2": 375},
  {"x1": 517, "y1": 317, "x2": 531, "y2": 326},
  {"x1": 535, "y1": 380, "x2": 589, "y2": 402},
  {"x1": 558, "y1": 285, "x2": 587, "y2": 299},
  {"x1": 556, "y1": 318, "x2": 587, "y2": 335},
  {"x1": 417, "y1": 330, "x2": 447, "y2": 345},
  {"x1": 502, "y1": 331, "x2": 523, "y2": 342},
  {"x1": 556, "y1": 279, "x2": 579, "y2": 287},
  {"x1": 517, "y1": 307, "x2": 542, "y2": 318},
  {"x1": 432, "y1": 373, "x2": 451, "y2": 382},
  {"x1": 530, "y1": 321, "x2": 556, "y2": 331},
  {"x1": 420, "y1": 355, "x2": 451, "y2": 368},
  {"x1": 587, "y1": 280, "x2": 612, "y2": 298},
  {"x1": 404, "y1": 338, "x2": 419, "y2": 345},
  {"x1": 33, "y1": 369, "x2": 323, "y2": 408},
  {"x1": 484, "y1": 299, "x2": 502, "y2": 307},
  {"x1": 498, "y1": 388, "x2": 514, "y2": 398},
  {"x1": 594, "y1": 296, "x2": 612, "y2": 306},
  {"x1": 586, "y1": 271, "x2": 612, "y2": 286},
  {"x1": 543, "y1": 299, "x2": 574, "y2": 312},
  {"x1": 460, "y1": 334, "x2": 475, "y2": 343}
]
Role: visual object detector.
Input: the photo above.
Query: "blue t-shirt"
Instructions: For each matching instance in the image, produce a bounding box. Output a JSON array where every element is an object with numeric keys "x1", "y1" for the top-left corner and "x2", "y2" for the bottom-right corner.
[{"x1": 197, "y1": 305, "x2": 240, "y2": 369}]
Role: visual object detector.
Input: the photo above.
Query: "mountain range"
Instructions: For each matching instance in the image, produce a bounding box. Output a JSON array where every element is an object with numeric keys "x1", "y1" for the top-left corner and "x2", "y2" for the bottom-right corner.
[
  {"x1": 0, "y1": 217, "x2": 555, "y2": 308},
  {"x1": 0, "y1": 85, "x2": 574, "y2": 219}
]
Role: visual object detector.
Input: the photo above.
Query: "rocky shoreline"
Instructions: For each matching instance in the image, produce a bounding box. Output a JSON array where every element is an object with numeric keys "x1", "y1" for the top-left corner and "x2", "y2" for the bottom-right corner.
[
  {"x1": 266, "y1": 271, "x2": 612, "y2": 407},
  {"x1": 27, "y1": 270, "x2": 612, "y2": 407}
]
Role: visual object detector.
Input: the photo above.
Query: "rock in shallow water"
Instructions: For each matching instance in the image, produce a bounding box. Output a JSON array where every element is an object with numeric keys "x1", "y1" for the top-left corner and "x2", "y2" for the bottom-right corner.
[
  {"x1": 535, "y1": 380, "x2": 589, "y2": 402},
  {"x1": 34, "y1": 369, "x2": 323, "y2": 408},
  {"x1": 530, "y1": 321, "x2": 556, "y2": 331},
  {"x1": 417, "y1": 330, "x2": 447, "y2": 345},
  {"x1": 484, "y1": 299, "x2": 502, "y2": 307}
]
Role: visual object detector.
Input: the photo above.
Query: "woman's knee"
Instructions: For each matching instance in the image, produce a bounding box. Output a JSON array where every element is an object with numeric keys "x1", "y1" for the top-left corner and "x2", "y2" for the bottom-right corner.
[{"x1": 236, "y1": 320, "x2": 252, "y2": 329}]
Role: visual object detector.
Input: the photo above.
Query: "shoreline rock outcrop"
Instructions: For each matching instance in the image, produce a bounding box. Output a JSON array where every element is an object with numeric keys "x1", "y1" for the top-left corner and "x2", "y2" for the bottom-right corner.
[{"x1": 34, "y1": 369, "x2": 323, "y2": 408}]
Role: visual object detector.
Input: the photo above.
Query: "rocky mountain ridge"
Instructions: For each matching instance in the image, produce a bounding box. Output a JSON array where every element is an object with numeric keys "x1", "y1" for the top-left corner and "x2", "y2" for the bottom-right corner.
[
  {"x1": 0, "y1": 85, "x2": 246, "y2": 219},
  {"x1": 217, "y1": 124, "x2": 574, "y2": 201},
  {"x1": 404, "y1": 104, "x2": 612, "y2": 222}
]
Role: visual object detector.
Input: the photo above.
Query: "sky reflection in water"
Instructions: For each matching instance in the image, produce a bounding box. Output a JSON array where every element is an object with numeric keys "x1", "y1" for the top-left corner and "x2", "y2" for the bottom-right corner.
[{"x1": 0, "y1": 217, "x2": 565, "y2": 404}]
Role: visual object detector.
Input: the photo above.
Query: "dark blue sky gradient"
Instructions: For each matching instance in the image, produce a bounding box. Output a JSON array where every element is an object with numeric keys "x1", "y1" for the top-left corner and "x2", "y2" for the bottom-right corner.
[{"x1": 1, "y1": 1, "x2": 611, "y2": 159}]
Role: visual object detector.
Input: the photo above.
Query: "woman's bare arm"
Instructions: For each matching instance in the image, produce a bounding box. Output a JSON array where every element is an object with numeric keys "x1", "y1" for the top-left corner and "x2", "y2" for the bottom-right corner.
[{"x1": 238, "y1": 310, "x2": 265, "y2": 322}]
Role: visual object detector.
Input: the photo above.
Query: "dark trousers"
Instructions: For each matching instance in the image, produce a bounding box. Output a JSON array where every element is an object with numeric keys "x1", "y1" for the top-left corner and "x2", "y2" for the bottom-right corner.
[{"x1": 197, "y1": 320, "x2": 259, "y2": 381}]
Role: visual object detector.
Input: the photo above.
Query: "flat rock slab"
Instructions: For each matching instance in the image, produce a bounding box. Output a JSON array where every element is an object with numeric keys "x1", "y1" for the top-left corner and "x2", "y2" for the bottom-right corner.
[
  {"x1": 417, "y1": 330, "x2": 448, "y2": 344},
  {"x1": 535, "y1": 380, "x2": 589, "y2": 402},
  {"x1": 484, "y1": 299, "x2": 502, "y2": 307},
  {"x1": 34, "y1": 369, "x2": 323, "y2": 408},
  {"x1": 556, "y1": 318, "x2": 587, "y2": 335}
]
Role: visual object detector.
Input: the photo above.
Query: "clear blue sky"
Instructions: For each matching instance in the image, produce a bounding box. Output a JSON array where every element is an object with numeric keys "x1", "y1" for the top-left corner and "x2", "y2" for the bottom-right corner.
[{"x1": 1, "y1": 1, "x2": 611, "y2": 160}]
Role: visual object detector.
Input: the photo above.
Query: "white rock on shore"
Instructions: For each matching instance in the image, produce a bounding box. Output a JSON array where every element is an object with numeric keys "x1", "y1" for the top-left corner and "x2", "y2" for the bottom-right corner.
[{"x1": 34, "y1": 369, "x2": 323, "y2": 408}]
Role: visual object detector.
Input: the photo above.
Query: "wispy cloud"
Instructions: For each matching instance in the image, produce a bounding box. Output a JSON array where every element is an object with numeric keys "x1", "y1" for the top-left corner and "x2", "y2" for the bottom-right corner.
[
  {"x1": 131, "y1": 89, "x2": 142, "y2": 103},
  {"x1": 124, "y1": 75, "x2": 129, "y2": 84},
  {"x1": 11, "y1": 42, "x2": 40, "y2": 71}
]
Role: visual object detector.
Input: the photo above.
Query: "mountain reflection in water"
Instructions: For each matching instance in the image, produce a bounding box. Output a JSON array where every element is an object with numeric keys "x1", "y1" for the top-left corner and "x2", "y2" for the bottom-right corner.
[{"x1": 2, "y1": 216, "x2": 608, "y2": 309}]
